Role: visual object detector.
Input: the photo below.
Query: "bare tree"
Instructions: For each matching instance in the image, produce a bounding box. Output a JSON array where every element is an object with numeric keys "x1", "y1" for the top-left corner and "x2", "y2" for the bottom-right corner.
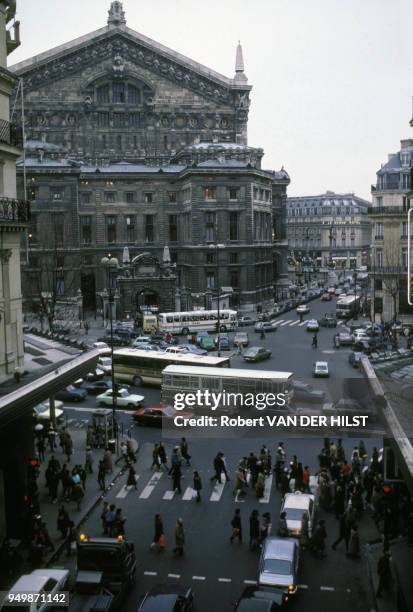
[{"x1": 381, "y1": 234, "x2": 403, "y2": 321}]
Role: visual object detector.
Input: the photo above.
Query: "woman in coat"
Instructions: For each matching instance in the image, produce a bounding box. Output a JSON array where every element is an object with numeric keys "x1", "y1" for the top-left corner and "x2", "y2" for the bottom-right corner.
[
  {"x1": 173, "y1": 518, "x2": 185, "y2": 556},
  {"x1": 193, "y1": 471, "x2": 202, "y2": 502},
  {"x1": 249, "y1": 510, "x2": 260, "y2": 550},
  {"x1": 127, "y1": 465, "x2": 137, "y2": 490},
  {"x1": 151, "y1": 514, "x2": 165, "y2": 551}
]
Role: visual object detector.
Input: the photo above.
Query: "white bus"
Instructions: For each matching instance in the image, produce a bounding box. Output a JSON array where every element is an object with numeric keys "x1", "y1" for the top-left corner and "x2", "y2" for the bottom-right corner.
[
  {"x1": 158, "y1": 309, "x2": 238, "y2": 335},
  {"x1": 336, "y1": 295, "x2": 361, "y2": 318},
  {"x1": 113, "y1": 348, "x2": 230, "y2": 386},
  {"x1": 161, "y1": 365, "x2": 294, "y2": 409}
]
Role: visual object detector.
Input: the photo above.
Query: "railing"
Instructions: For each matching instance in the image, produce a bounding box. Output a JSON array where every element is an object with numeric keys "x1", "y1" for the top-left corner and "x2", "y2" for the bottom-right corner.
[
  {"x1": 368, "y1": 206, "x2": 409, "y2": 215},
  {"x1": 0, "y1": 118, "x2": 23, "y2": 147},
  {"x1": 0, "y1": 197, "x2": 30, "y2": 223}
]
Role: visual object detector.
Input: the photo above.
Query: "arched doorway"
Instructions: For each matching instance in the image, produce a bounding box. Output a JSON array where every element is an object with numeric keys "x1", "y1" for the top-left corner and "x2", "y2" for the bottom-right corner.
[{"x1": 135, "y1": 288, "x2": 159, "y2": 310}]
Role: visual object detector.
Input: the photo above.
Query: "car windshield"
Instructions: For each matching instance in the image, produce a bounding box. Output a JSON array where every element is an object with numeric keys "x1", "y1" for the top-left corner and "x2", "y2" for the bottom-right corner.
[
  {"x1": 263, "y1": 558, "x2": 292, "y2": 575},
  {"x1": 66, "y1": 385, "x2": 75, "y2": 392},
  {"x1": 285, "y1": 508, "x2": 305, "y2": 521},
  {"x1": 317, "y1": 364, "x2": 328, "y2": 371}
]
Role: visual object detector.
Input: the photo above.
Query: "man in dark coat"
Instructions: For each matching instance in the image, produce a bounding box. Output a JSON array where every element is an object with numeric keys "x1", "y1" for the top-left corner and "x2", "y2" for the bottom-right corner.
[
  {"x1": 376, "y1": 551, "x2": 392, "y2": 597},
  {"x1": 172, "y1": 462, "x2": 182, "y2": 494},
  {"x1": 332, "y1": 513, "x2": 351, "y2": 552},
  {"x1": 312, "y1": 519, "x2": 327, "y2": 557},
  {"x1": 249, "y1": 509, "x2": 260, "y2": 550}
]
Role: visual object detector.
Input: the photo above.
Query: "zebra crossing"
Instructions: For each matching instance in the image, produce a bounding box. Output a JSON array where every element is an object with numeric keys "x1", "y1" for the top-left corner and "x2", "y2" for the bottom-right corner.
[
  {"x1": 270, "y1": 318, "x2": 347, "y2": 328},
  {"x1": 115, "y1": 469, "x2": 274, "y2": 504}
]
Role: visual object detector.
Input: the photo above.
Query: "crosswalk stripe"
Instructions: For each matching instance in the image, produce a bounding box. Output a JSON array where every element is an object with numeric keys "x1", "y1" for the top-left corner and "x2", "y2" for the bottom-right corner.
[
  {"x1": 272, "y1": 319, "x2": 285, "y2": 326},
  {"x1": 288, "y1": 320, "x2": 300, "y2": 326},
  {"x1": 259, "y1": 474, "x2": 273, "y2": 504},
  {"x1": 210, "y1": 476, "x2": 227, "y2": 502},
  {"x1": 163, "y1": 490, "x2": 175, "y2": 500},
  {"x1": 116, "y1": 475, "x2": 140, "y2": 499},
  {"x1": 182, "y1": 487, "x2": 195, "y2": 500},
  {"x1": 139, "y1": 472, "x2": 163, "y2": 499},
  {"x1": 298, "y1": 321, "x2": 307, "y2": 326},
  {"x1": 280, "y1": 320, "x2": 293, "y2": 326}
]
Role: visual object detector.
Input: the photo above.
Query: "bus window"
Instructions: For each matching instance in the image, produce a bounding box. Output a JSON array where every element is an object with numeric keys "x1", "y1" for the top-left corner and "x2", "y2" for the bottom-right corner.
[
  {"x1": 167, "y1": 316, "x2": 173, "y2": 323},
  {"x1": 174, "y1": 315, "x2": 180, "y2": 322}
]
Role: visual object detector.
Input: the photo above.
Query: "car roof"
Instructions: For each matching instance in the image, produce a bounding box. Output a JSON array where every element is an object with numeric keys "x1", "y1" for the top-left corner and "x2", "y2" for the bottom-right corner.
[
  {"x1": 283, "y1": 493, "x2": 315, "y2": 509},
  {"x1": 263, "y1": 537, "x2": 296, "y2": 559},
  {"x1": 315, "y1": 361, "x2": 328, "y2": 367}
]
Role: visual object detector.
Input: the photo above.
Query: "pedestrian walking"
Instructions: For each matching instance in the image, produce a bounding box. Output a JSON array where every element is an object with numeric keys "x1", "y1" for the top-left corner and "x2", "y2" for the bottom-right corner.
[
  {"x1": 233, "y1": 465, "x2": 247, "y2": 497},
  {"x1": 180, "y1": 437, "x2": 191, "y2": 467},
  {"x1": 312, "y1": 333, "x2": 318, "y2": 349},
  {"x1": 173, "y1": 518, "x2": 185, "y2": 556},
  {"x1": 127, "y1": 464, "x2": 137, "y2": 490},
  {"x1": 193, "y1": 471, "x2": 202, "y2": 502},
  {"x1": 151, "y1": 444, "x2": 161, "y2": 471},
  {"x1": 103, "y1": 448, "x2": 113, "y2": 474},
  {"x1": 105, "y1": 504, "x2": 117, "y2": 537},
  {"x1": 64, "y1": 435, "x2": 73, "y2": 463},
  {"x1": 311, "y1": 519, "x2": 327, "y2": 557},
  {"x1": 300, "y1": 512, "x2": 310, "y2": 549},
  {"x1": 65, "y1": 521, "x2": 77, "y2": 557},
  {"x1": 151, "y1": 514, "x2": 165, "y2": 551},
  {"x1": 60, "y1": 464, "x2": 72, "y2": 500},
  {"x1": 57, "y1": 505, "x2": 70, "y2": 539},
  {"x1": 158, "y1": 442, "x2": 168, "y2": 471},
  {"x1": 260, "y1": 512, "x2": 272, "y2": 543},
  {"x1": 347, "y1": 525, "x2": 360, "y2": 559},
  {"x1": 210, "y1": 452, "x2": 225, "y2": 484},
  {"x1": 255, "y1": 471, "x2": 265, "y2": 499},
  {"x1": 115, "y1": 509, "x2": 126, "y2": 536},
  {"x1": 72, "y1": 481, "x2": 84, "y2": 511},
  {"x1": 36, "y1": 437, "x2": 45, "y2": 462},
  {"x1": 101, "y1": 501, "x2": 109, "y2": 534},
  {"x1": 302, "y1": 466, "x2": 310, "y2": 493},
  {"x1": 230, "y1": 508, "x2": 242, "y2": 544},
  {"x1": 249, "y1": 509, "x2": 260, "y2": 550},
  {"x1": 85, "y1": 447, "x2": 93, "y2": 474},
  {"x1": 376, "y1": 551, "x2": 392, "y2": 598},
  {"x1": 278, "y1": 511, "x2": 288, "y2": 536},
  {"x1": 172, "y1": 462, "x2": 182, "y2": 494},
  {"x1": 97, "y1": 460, "x2": 106, "y2": 491}
]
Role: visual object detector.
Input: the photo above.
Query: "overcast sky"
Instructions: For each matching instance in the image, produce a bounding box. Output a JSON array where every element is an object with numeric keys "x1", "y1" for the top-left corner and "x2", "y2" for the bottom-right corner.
[{"x1": 10, "y1": 0, "x2": 413, "y2": 200}]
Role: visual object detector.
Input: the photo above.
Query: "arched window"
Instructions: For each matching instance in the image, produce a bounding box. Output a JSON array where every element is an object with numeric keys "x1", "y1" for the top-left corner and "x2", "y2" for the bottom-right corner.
[
  {"x1": 128, "y1": 85, "x2": 141, "y2": 104},
  {"x1": 97, "y1": 84, "x2": 110, "y2": 104}
]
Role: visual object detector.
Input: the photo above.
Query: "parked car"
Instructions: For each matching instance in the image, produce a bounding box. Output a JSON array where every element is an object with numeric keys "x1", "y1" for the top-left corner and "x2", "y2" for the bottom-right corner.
[
  {"x1": 258, "y1": 537, "x2": 299, "y2": 597},
  {"x1": 55, "y1": 385, "x2": 87, "y2": 402},
  {"x1": 313, "y1": 361, "x2": 329, "y2": 377},
  {"x1": 138, "y1": 584, "x2": 194, "y2": 611},
  {"x1": 85, "y1": 368, "x2": 105, "y2": 382},
  {"x1": 320, "y1": 292, "x2": 332, "y2": 302},
  {"x1": 234, "y1": 331, "x2": 249, "y2": 347},
  {"x1": 349, "y1": 351, "x2": 363, "y2": 367},
  {"x1": 318, "y1": 314, "x2": 337, "y2": 328},
  {"x1": 163, "y1": 346, "x2": 190, "y2": 355},
  {"x1": 133, "y1": 403, "x2": 193, "y2": 427},
  {"x1": 254, "y1": 321, "x2": 277, "y2": 333},
  {"x1": 238, "y1": 316, "x2": 254, "y2": 327},
  {"x1": 306, "y1": 319, "x2": 319, "y2": 332},
  {"x1": 338, "y1": 331, "x2": 353, "y2": 346},
  {"x1": 214, "y1": 335, "x2": 231, "y2": 351},
  {"x1": 179, "y1": 344, "x2": 207, "y2": 356},
  {"x1": 6, "y1": 569, "x2": 69, "y2": 612},
  {"x1": 133, "y1": 342, "x2": 159, "y2": 351},
  {"x1": 280, "y1": 492, "x2": 316, "y2": 538},
  {"x1": 133, "y1": 336, "x2": 152, "y2": 346},
  {"x1": 292, "y1": 380, "x2": 325, "y2": 403},
  {"x1": 296, "y1": 304, "x2": 310, "y2": 315},
  {"x1": 352, "y1": 329, "x2": 369, "y2": 342},
  {"x1": 92, "y1": 341, "x2": 111, "y2": 356},
  {"x1": 97, "y1": 334, "x2": 129, "y2": 347},
  {"x1": 233, "y1": 586, "x2": 283, "y2": 611},
  {"x1": 198, "y1": 334, "x2": 215, "y2": 351},
  {"x1": 33, "y1": 401, "x2": 64, "y2": 423},
  {"x1": 96, "y1": 388, "x2": 144, "y2": 409},
  {"x1": 98, "y1": 357, "x2": 112, "y2": 374},
  {"x1": 243, "y1": 346, "x2": 272, "y2": 363}
]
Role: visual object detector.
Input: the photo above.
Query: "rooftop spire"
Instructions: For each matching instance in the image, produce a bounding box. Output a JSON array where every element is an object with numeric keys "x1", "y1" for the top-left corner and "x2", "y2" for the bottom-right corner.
[
  {"x1": 234, "y1": 40, "x2": 247, "y2": 83},
  {"x1": 108, "y1": 1, "x2": 126, "y2": 27}
]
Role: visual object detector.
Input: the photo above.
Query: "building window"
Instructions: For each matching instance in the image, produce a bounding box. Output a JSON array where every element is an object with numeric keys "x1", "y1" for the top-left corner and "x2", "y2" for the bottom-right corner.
[
  {"x1": 229, "y1": 252, "x2": 238, "y2": 264},
  {"x1": 230, "y1": 270, "x2": 240, "y2": 288},
  {"x1": 375, "y1": 222, "x2": 383, "y2": 239},
  {"x1": 374, "y1": 278, "x2": 382, "y2": 291},
  {"x1": 102, "y1": 134, "x2": 107, "y2": 149},
  {"x1": 206, "y1": 253, "x2": 215, "y2": 265},
  {"x1": 401, "y1": 152, "x2": 410, "y2": 167},
  {"x1": 350, "y1": 237, "x2": 355, "y2": 248},
  {"x1": 376, "y1": 196, "x2": 383, "y2": 208},
  {"x1": 228, "y1": 187, "x2": 239, "y2": 200},
  {"x1": 28, "y1": 186, "x2": 37, "y2": 201},
  {"x1": 81, "y1": 254, "x2": 93, "y2": 266},
  {"x1": 80, "y1": 216, "x2": 92, "y2": 245},
  {"x1": 104, "y1": 191, "x2": 116, "y2": 204},
  {"x1": 125, "y1": 191, "x2": 136, "y2": 203},
  {"x1": 80, "y1": 192, "x2": 91, "y2": 205},
  {"x1": 402, "y1": 173, "x2": 410, "y2": 189},
  {"x1": 106, "y1": 216, "x2": 117, "y2": 243},
  {"x1": 116, "y1": 134, "x2": 122, "y2": 150},
  {"x1": 53, "y1": 214, "x2": 64, "y2": 246},
  {"x1": 401, "y1": 221, "x2": 408, "y2": 238},
  {"x1": 229, "y1": 211, "x2": 239, "y2": 241},
  {"x1": 51, "y1": 187, "x2": 64, "y2": 201},
  {"x1": 96, "y1": 84, "x2": 110, "y2": 104},
  {"x1": 129, "y1": 113, "x2": 140, "y2": 127},
  {"x1": 168, "y1": 192, "x2": 177, "y2": 203},
  {"x1": 205, "y1": 212, "x2": 216, "y2": 242},
  {"x1": 206, "y1": 271, "x2": 215, "y2": 289},
  {"x1": 113, "y1": 113, "x2": 126, "y2": 128},
  {"x1": 203, "y1": 186, "x2": 216, "y2": 201},
  {"x1": 376, "y1": 248, "x2": 383, "y2": 268},
  {"x1": 113, "y1": 82, "x2": 125, "y2": 103},
  {"x1": 128, "y1": 85, "x2": 141, "y2": 104},
  {"x1": 169, "y1": 215, "x2": 178, "y2": 242},
  {"x1": 97, "y1": 112, "x2": 109, "y2": 128},
  {"x1": 144, "y1": 215, "x2": 155, "y2": 243},
  {"x1": 402, "y1": 247, "x2": 408, "y2": 269},
  {"x1": 29, "y1": 213, "x2": 37, "y2": 243},
  {"x1": 144, "y1": 192, "x2": 153, "y2": 204},
  {"x1": 126, "y1": 215, "x2": 136, "y2": 243},
  {"x1": 374, "y1": 297, "x2": 383, "y2": 314}
]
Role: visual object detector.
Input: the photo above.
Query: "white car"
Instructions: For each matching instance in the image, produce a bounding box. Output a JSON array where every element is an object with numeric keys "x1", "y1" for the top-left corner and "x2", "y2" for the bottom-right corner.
[
  {"x1": 92, "y1": 341, "x2": 111, "y2": 356},
  {"x1": 34, "y1": 400, "x2": 64, "y2": 422},
  {"x1": 98, "y1": 356, "x2": 112, "y2": 374},
  {"x1": 280, "y1": 492, "x2": 316, "y2": 537},
  {"x1": 6, "y1": 568, "x2": 69, "y2": 612},
  {"x1": 353, "y1": 329, "x2": 369, "y2": 342},
  {"x1": 306, "y1": 319, "x2": 319, "y2": 332},
  {"x1": 164, "y1": 346, "x2": 189, "y2": 354},
  {"x1": 296, "y1": 304, "x2": 310, "y2": 315},
  {"x1": 96, "y1": 388, "x2": 145, "y2": 409},
  {"x1": 133, "y1": 336, "x2": 152, "y2": 347},
  {"x1": 313, "y1": 361, "x2": 329, "y2": 377}
]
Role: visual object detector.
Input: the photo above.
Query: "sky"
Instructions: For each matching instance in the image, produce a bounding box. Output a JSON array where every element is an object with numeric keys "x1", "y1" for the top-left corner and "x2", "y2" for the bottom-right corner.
[{"x1": 9, "y1": 0, "x2": 413, "y2": 200}]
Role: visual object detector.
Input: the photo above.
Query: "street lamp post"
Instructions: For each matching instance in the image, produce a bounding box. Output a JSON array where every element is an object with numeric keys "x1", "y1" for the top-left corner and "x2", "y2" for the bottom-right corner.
[
  {"x1": 209, "y1": 244, "x2": 225, "y2": 357},
  {"x1": 101, "y1": 254, "x2": 119, "y2": 453}
]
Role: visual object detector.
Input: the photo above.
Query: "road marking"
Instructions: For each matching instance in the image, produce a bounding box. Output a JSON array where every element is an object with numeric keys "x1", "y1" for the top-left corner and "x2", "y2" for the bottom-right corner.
[
  {"x1": 116, "y1": 475, "x2": 140, "y2": 498},
  {"x1": 163, "y1": 490, "x2": 175, "y2": 500},
  {"x1": 320, "y1": 586, "x2": 335, "y2": 591},
  {"x1": 234, "y1": 489, "x2": 246, "y2": 503},
  {"x1": 272, "y1": 319, "x2": 285, "y2": 326},
  {"x1": 243, "y1": 580, "x2": 257, "y2": 585},
  {"x1": 289, "y1": 320, "x2": 300, "y2": 326},
  {"x1": 66, "y1": 405, "x2": 131, "y2": 414},
  {"x1": 144, "y1": 571, "x2": 157, "y2": 576},
  {"x1": 298, "y1": 321, "x2": 307, "y2": 326},
  {"x1": 280, "y1": 320, "x2": 293, "y2": 326},
  {"x1": 192, "y1": 576, "x2": 206, "y2": 581},
  {"x1": 322, "y1": 349, "x2": 336, "y2": 354},
  {"x1": 218, "y1": 578, "x2": 231, "y2": 583},
  {"x1": 139, "y1": 472, "x2": 163, "y2": 499},
  {"x1": 182, "y1": 487, "x2": 195, "y2": 500},
  {"x1": 259, "y1": 474, "x2": 273, "y2": 503},
  {"x1": 168, "y1": 573, "x2": 180, "y2": 579},
  {"x1": 210, "y1": 476, "x2": 227, "y2": 502}
]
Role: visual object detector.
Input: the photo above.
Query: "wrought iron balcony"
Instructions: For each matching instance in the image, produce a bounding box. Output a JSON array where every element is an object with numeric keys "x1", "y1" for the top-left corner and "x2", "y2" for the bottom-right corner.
[
  {"x1": 368, "y1": 206, "x2": 409, "y2": 215},
  {"x1": 0, "y1": 197, "x2": 30, "y2": 223},
  {"x1": 0, "y1": 118, "x2": 23, "y2": 148}
]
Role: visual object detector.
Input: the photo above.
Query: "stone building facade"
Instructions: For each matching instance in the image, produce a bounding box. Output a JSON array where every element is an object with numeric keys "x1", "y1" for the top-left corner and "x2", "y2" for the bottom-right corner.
[
  {"x1": 287, "y1": 191, "x2": 371, "y2": 270},
  {"x1": 369, "y1": 138, "x2": 413, "y2": 323},
  {"x1": 12, "y1": 2, "x2": 289, "y2": 317}
]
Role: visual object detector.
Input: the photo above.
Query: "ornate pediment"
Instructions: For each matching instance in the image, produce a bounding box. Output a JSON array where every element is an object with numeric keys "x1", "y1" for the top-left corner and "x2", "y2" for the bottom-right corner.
[{"x1": 13, "y1": 31, "x2": 241, "y2": 105}]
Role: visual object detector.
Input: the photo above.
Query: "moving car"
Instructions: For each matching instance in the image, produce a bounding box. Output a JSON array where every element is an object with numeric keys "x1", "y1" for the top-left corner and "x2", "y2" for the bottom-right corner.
[
  {"x1": 133, "y1": 342, "x2": 159, "y2": 351},
  {"x1": 92, "y1": 342, "x2": 111, "y2": 356},
  {"x1": 254, "y1": 321, "x2": 277, "y2": 333},
  {"x1": 318, "y1": 314, "x2": 337, "y2": 328},
  {"x1": 132, "y1": 403, "x2": 193, "y2": 427},
  {"x1": 138, "y1": 584, "x2": 194, "y2": 611},
  {"x1": 215, "y1": 335, "x2": 231, "y2": 351},
  {"x1": 320, "y1": 292, "x2": 332, "y2": 301},
  {"x1": 178, "y1": 344, "x2": 207, "y2": 356},
  {"x1": 85, "y1": 368, "x2": 106, "y2": 382},
  {"x1": 5, "y1": 569, "x2": 69, "y2": 612},
  {"x1": 243, "y1": 346, "x2": 272, "y2": 363},
  {"x1": 352, "y1": 329, "x2": 369, "y2": 342},
  {"x1": 98, "y1": 357, "x2": 112, "y2": 374},
  {"x1": 233, "y1": 331, "x2": 249, "y2": 347},
  {"x1": 97, "y1": 334, "x2": 129, "y2": 347},
  {"x1": 280, "y1": 492, "x2": 316, "y2": 538},
  {"x1": 337, "y1": 331, "x2": 353, "y2": 346},
  {"x1": 83, "y1": 381, "x2": 130, "y2": 395},
  {"x1": 349, "y1": 351, "x2": 363, "y2": 367},
  {"x1": 33, "y1": 400, "x2": 64, "y2": 423},
  {"x1": 96, "y1": 388, "x2": 144, "y2": 409},
  {"x1": 296, "y1": 304, "x2": 310, "y2": 315},
  {"x1": 292, "y1": 380, "x2": 325, "y2": 403},
  {"x1": 233, "y1": 586, "x2": 283, "y2": 611},
  {"x1": 198, "y1": 335, "x2": 215, "y2": 351},
  {"x1": 55, "y1": 385, "x2": 87, "y2": 402},
  {"x1": 306, "y1": 319, "x2": 319, "y2": 332},
  {"x1": 313, "y1": 361, "x2": 329, "y2": 377},
  {"x1": 238, "y1": 316, "x2": 254, "y2": 327},
  {"x1": 258, "y1": 537, "x2": 299, "y2": 597}
]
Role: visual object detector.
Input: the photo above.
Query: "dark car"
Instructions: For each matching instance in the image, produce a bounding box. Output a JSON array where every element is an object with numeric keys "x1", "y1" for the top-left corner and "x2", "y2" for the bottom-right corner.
[
  {"x1": 243, "y1": 346, "x2": 272, "y2": 363},
  {"x1": 97, "y1": 335, "x2": 129, "y2": 347},
  {"x1": 133, "y1": 404, "x2": 193, "y2": 427},
  {"x1": 55, "y1": 385, "x2": 87, "y2": 402},
  {"x1": 138, "y1": 584, "x2": 194, "y2": 612},
  {"x1": 349, "y1": 351, "x2": 363, "y2": 367},
  {"x1": 318, "y1": 314, "x2": 337, "y2": 328},
  {"x1": 234, "y1": 586, "x2": 283, "y2": 611},
  {"x1": 83, "y1": 380, "x2": 130, "y2": 395},
  {"x1": 215, "y1": 335, "x2": 231, "y2": 351},
  {"x1": 292, "y1": 380, "x2": 325, "y2": 403}
]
